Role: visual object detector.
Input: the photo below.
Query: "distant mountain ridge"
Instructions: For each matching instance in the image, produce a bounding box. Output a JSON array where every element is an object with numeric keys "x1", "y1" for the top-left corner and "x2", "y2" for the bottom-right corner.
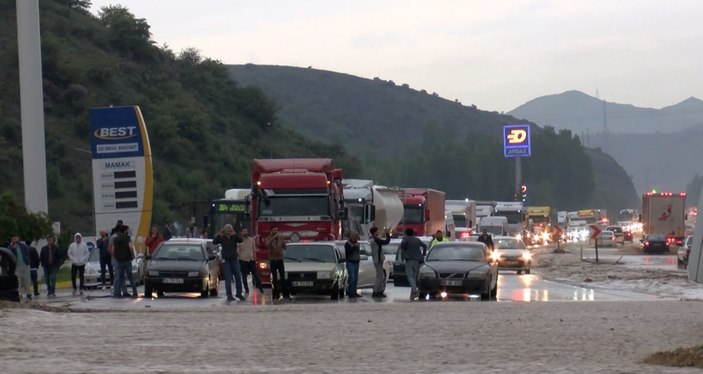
[{"x1": 508, "y1": 90, "x2": 703, "y2": 135}]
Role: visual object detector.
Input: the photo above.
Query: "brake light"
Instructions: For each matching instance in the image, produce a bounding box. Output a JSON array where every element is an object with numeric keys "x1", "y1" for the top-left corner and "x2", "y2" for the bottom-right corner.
[
  {"x1": 611, "y1": 236, "x2": 615, "y2": 241},
  {"x1": 460, "y1": 232, "x2": 470, "y2": 239},
  {"x1": 644, "y1": 241, "x2": 649, "y2": 246}
]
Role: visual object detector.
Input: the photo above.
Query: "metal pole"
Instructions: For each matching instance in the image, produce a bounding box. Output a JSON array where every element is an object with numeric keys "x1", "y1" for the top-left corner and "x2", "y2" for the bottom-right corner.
[
  {"x1": 16, "y1": 0, "x2": 48, "y2": 213},
  {"x1": 515, "y1": 156, "x2": 522, "y2": 201}
]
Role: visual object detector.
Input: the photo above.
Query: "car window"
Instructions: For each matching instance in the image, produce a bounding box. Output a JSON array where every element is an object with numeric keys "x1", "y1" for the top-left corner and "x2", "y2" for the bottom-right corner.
[
  {"x1": 426, "y1": 245, "x2": 485, "y2": 262},
  {"x1": 154, "y1": 244, "x2": 204, "y2": 261},
  {"x1": 89, "y1": 248, "x2": 100, "y2": 262},
  {"x1": 646, "y1": 234, "x2": 666, "y2": 241},
  {"x1": 494, "y1": 238, "x2": 525, "y2": 249},
  {"x1": 285, "y1": 245, "x2": 336, "y2": 263}
]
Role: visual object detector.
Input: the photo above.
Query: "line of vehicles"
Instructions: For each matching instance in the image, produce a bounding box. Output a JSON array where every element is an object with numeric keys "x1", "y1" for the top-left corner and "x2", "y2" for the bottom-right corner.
[{"x1": 142, "y1": 158, "x2": 698, "y2": 299}]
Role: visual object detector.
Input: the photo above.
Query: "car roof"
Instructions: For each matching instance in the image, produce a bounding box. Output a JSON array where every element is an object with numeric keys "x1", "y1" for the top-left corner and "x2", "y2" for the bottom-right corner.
[
  {"x1": 431, "y1": 241, "x2": 486, "y2": 248},
  {"x1": 288, "y1": 242, "x2": 336, "y2": 247},
  {"x1": 601, "y1": 230, "x2": 614, "y2": 234},
  {"x1": 493, "y1": 236, "x2": 519, "y2": 240},
  {"x1": 164, "y1": 238, "x2": 209, "y2": 244}
]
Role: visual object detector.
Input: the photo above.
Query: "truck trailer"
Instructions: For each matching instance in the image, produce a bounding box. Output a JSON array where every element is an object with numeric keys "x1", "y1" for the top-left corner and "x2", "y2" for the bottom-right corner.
[
  {"x1": 396, "y1": 188, "x2": 446, "y2": 237},
  {"x1": 642, "y1": 192, "x2": 686, "y2": 245}
]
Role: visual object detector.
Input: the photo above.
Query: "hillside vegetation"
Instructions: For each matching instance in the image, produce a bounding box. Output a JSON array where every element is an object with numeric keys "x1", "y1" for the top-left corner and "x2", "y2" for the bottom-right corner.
[
  {"x1": 229, "y1": 65, "x2": 639, "y2": 213},
  {"x1": 0, "y1": 0, "x2": 362, "y2": 232}
]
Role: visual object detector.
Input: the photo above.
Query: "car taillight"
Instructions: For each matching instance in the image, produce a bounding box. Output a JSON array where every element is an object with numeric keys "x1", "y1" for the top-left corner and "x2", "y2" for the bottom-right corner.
[
  {"x1": 644, "y1": 241, "x2": 649, "y2": 246},
  {"x1": 611, "y1": 236, "x2": 615, "y2": 241}
]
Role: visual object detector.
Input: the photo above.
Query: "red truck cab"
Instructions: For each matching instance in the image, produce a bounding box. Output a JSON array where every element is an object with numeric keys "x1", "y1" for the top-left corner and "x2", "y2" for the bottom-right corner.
[
  {"x1": 251, "y1": 159, "x2": 346, "y2": 284},
  {"x1": 395, "y1": 188, "x2": 446, "y2": 237}
]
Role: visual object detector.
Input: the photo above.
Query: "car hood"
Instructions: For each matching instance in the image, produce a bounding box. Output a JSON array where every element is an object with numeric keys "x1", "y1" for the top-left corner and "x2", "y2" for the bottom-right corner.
[
  {"x1": 495, "y1": 249, "x2": 525, "y2": 257},
  {"x1": 422, "y1": 261, "x2": 487, "y2": 273},
  {"x1": 285, "y1": 262, "x2": 337, "y2": 272},
  {"x1": 148, "y1": 260, "x2": 206, "y2": 272}
]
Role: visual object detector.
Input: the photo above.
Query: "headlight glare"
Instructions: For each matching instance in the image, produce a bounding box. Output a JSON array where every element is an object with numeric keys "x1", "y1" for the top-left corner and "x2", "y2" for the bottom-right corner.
[{"x1": 522, "y1": 251, "x2": 532, "y2": 261}]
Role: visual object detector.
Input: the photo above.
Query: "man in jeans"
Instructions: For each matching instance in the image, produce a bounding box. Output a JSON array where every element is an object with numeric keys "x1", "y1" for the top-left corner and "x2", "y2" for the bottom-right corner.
[
  {"x1": 8, "y1": 234, "x2": 32, "y2": 300},
  {"x1": 369, "y1": 227, "x2": 391, "y2": 298},
  {"x1": 344, "y1": 231, "x2": 362, "y2": 298},
  {"x1": 96, "y1": 230, "x2": 114, "y2": 290},
  {"x1": 40, "y1": 235, "x2": 61, "y2": 297},
  {"x1": 399, "y1": 228, "x2": 427, "y2": 300},
  {"x1": 213, "y1": 224, "x2": 244, "y2": 302},
  {"x1": 110, "y1": 225, "x2": 138, "y2": 298},
  {"x1": 266, "y1": 226, "x2": 289, "y2": 302},
  {"x1": 67, "y1": 233, "x2": 90, "y2": 296}
]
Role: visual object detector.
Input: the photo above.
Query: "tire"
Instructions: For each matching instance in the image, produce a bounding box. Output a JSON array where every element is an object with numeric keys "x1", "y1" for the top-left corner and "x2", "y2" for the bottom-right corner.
[
  {"x1": 490, "y1": 283, "x2": 497, "y2": 299},
  {"x1": 481, "y1": 280, "x2": 491, "y2": 301},
  {"x1": 338, "y1": 287, "x2": 345, "y2": 299},
  {"x1": 330, "y1": 284, "x2": 340, "y2": 300}
]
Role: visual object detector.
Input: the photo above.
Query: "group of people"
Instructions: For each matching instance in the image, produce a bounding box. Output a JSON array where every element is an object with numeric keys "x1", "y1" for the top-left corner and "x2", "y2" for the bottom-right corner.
[
  {"x1": 7, "y1": 233, "x2": 63, "y2": 300},
  {"x1": 212, "y1": 224, "x2": 264, "y2": 302}
]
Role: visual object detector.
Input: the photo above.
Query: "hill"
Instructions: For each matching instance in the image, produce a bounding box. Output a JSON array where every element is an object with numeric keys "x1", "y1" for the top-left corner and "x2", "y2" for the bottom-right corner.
[
  {"x1": 228, "y1": 64, "x2": 639, "y2": 213},
  {"x1": 0, "y1": 1, "x2": 362, "y2": 233},
  {"x1": 508, "y1": 90, "x2": 703, "y2": 135}
]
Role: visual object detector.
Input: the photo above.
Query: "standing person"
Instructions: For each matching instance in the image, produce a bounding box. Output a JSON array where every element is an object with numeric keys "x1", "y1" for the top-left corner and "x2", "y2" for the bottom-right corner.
[
  {"x1": 399, "y1": 228, "x2": 427, "y2": 301},
  {"x1": 40, "y1": 235, "x2": 61, "y2": 298},
  {"x1": 163, "y1": 220, "x2": 174, "y2": 240},
  {"x1": 96, "y1": 230, "x2": 114, "y2": 290},
  {"x1": 8, "y1": 234, "x2": 32, "y2": 300},
  {"x1": 26, "y1": 240, "x2": 40, "y2": 297},
  {"x1": 238, "y1": 228, "x2": 263, "y2": 295},
  {"x1": 110, "y1": 225, "x2": 138, "y2": 298},
  {"x1": 430, "y1": 230, "x2": 447, "y2": 248},
  {"x1": 144, "y1": 225, "x2": 164, "y2": 255},
  {"x1": 345, "y1": 231, "x2": 362, "y2": 298},
  {"x1": 477, "y1": 228, "x2": 494, "y2": 250},
  {"x1": 369, "y1": 227, "x2": 391, "y2": 298},
  {"x1": 67, "y1": 233, "x2": 90, "y2": 295},
  {"x1": 212, "y1": 224, "x2": 245, "y2": 302},
  {"x1": 266, "y1": 226, "x2": 289, "y2": 301}
]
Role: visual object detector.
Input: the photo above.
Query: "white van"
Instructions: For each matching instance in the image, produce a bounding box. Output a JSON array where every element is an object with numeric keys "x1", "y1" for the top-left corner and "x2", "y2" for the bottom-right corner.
[{"x1": 479, "y1": 216, "x2": 508, "y2": 236}]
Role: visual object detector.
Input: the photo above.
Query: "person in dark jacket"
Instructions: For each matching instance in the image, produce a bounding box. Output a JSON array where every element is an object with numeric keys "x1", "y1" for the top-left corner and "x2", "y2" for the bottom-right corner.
[
  {"x1": 26, "y1": 240, "x2": 40, "y2": 297},
  {"x1": 399, "y1": 228, "x2": 427, "y2": 300},
  {"x1": 266, "y1": 226, "x2": 289, "y2": 302},
  {"x1": 40, "y1": 235, "x2": 61, "y2": 297},
  {"x1": 344, "y1": 231, "x2": 362, "y2": 298},
  {"x1": 477, "y1": 229, "x2": 494, "y2": 250},
  {"x1": 96, "y1": 230, "x2": 113, "y2": 289},
  {"x1": 110, "y1": 225, "x2": 138, "y2": 298},
  {"x1": 369, "y1": 227, "x2": 391, "y2": 298},
  {"x1": 213, "y1": 224, "x2": 244, "y2": 302}
]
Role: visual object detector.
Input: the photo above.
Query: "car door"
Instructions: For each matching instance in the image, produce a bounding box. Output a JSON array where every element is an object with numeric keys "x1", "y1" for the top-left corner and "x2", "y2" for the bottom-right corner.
[{"x1": 356, "y1": 242, "x2": 374, "y2": 288}]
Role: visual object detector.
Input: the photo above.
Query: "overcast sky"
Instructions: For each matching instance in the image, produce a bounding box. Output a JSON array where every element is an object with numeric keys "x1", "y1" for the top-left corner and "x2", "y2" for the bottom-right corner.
[{"x1": 90, "y1": 0, "x2": 703, "y2": 112}]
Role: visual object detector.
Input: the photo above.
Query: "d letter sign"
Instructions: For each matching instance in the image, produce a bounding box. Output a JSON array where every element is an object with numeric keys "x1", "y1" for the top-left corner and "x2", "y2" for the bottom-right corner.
[{"x1": 503, "y1": 124, "x2": 531, "y2": 158}]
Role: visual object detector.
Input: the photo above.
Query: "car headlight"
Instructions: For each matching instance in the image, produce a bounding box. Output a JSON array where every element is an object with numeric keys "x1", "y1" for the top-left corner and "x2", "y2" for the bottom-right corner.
[
  {"x1": 419, "y1": 267, "x2": 437, "y2": 279},
  {"x1": 467, "y1": 270, "x2": 487, "y2": 280},
  {"x1": 317, "y1": 271, "x2": 333, "y2": 279},
  {"x1": 148, "y1": 270, "x2": 159, "y2": 276},
  {"x1": 490, "y1": 251, "x2": 501, "y2": 261},
  {"x1": 188, "y1": 271, "x2": 200, "y2": 277},
  {"x1": 522, "y1": 251, "x2": 532, "y2": 261}
]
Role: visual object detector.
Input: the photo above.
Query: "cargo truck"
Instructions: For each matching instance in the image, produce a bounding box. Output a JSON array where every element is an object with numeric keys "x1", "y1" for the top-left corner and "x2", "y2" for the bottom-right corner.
[
  {"x1": 446, "y1": 199, "x2": 477, "y2": 240},
  {"x1": 396, "y1": 188, "x2": 445, "y2": 237},
  {"x1": 250, "y1": 159, "x2": 347, "y2": 284},
  {"x1": 495, "y1": 201, "x2": 526, "y2": 236},
  {"x1": 642, "y1": 192, "x2": 686, "y2": 246},
  {"x1": 342, "y1": 179, "x2": 403, "y2": 240}
]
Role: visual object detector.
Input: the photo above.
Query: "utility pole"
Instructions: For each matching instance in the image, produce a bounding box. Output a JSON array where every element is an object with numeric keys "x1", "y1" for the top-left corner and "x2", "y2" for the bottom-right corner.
[{"x1": 16, "y1": 0, "x2": 48, "y2": 213}]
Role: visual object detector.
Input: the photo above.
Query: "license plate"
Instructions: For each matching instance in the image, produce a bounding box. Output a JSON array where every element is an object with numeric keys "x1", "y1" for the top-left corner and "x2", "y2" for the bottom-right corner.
[
  {"x1": 441, "y1": 280, "x2": 462, "y2": 286},
  {"x1": 163, "y1": 278, "x2": 184, "y2": 284},
  {"x1": 292, "y1": 281, "x2": 314, "y2": 287}
]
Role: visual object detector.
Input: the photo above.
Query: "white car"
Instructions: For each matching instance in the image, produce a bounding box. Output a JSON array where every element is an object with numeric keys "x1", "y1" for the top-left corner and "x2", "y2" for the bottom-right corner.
[
  {"x1": 678, "y1": 236, "x2": 692, "y2": 269},
  {"x1": 595, "y1": 230, "x2": 617, "y2": 247},
  {"x1": 84, "y1": 248, "x2": 144, "y2": 287},
  {"x1": 332, "y1": 240, "x2": 392, "y2": 291}
]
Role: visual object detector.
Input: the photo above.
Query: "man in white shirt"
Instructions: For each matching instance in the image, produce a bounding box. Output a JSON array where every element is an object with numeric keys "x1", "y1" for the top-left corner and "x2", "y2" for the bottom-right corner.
[{"x1": 67, "y1": 233, "x2": 90, "y2": 295}]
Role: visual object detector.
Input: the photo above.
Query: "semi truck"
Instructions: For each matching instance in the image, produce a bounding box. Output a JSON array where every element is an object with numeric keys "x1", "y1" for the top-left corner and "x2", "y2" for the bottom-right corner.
[
  {"x1": 250, "y1": 159, "x2": 347, "y2": 284},
  {"x1": 446, "y1": 199, "x2": 477, "y2": 240},
  {"x1": 342, "y1": 179, "x2": 404, "y2": 240},
  {"x1": 475, "y1": 200, "x2": 496, "y2": 227},
  {"x1": 396, "y1": 188, "x2": 446, "y2": 237},
  {"x1": 642, "y1": 192, "x2": 686, "y2": 245},
  {"x1": 495, "y1": 201, "x2": 525, "y2": 236}
]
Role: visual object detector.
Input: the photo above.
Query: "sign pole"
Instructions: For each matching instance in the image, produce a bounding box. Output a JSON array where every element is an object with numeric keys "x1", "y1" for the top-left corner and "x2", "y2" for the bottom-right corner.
[
  {"x1": 595, "y1": 237, "x2": 599, "y2": 263},
  {"x1": 515, "y1": 156, "x2": 521, "y2": 201}
]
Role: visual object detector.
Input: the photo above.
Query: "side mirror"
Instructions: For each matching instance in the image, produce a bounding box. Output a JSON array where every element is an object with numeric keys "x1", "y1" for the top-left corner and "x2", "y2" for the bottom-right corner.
[{"x1": 208, "y1": 255, "x2": 216, "y2": 261}]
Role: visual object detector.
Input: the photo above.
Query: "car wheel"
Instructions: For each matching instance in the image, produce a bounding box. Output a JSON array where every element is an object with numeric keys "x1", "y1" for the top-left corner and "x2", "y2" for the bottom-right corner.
[
  {"x1": 490, "y1": 283, "x2": 498, "y2": 299},
  {"x1": 338, "y1": 286, "x2": 345, "y2": 299},
  {"x1": 144, "y1": 283, "x2": 153, "y2": 298},
  {"x1": 481, "y1": 280, "x2": 491, "y2": 301},
  {"x1": 330, "y1": 284, "x2": 340, "y2": 300}
]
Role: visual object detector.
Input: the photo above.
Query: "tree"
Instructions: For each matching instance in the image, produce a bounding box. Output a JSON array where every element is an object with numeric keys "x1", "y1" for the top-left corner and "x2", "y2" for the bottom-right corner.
[
  {"x1": 0, "y1": 192, "x2": 53, "y2": 244},
  {"x1": 98, "y1": 5, "x2": 154, "y2": 60}
]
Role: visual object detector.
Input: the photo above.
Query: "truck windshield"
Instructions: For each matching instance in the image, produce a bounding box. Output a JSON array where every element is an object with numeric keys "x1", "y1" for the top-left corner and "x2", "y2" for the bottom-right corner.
[
  {"x1": 258, "y1": 196, "x2": 330, "y2": 217},
  {"x1": 452, "y1": 214, "x2": 467, "y2": 227},
  {"x1": 402, "y1": 205, "x2": 424, "y2": 224},
  {"x1": 500, "y1": 212, "x2": 523, "y2": 224},
  {"x1": 530, "y1": 216, "x2": 549, "y2": 224}
]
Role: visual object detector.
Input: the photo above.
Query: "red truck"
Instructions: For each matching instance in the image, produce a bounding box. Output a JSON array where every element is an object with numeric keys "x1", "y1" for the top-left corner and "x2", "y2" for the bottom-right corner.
[
  {"x1": 395, "y1": 188, "x2": 446, "y2": 237},
  {"x1": 642, "y1": 191, "x2": 687, "y2": 246},
  {"x1": 251, "y1": 159, "x2": 346, "y2": 284}
]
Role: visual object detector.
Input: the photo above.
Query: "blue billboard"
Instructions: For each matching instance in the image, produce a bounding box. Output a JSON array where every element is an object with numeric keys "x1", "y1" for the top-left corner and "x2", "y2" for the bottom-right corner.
[{"x1": 503, "y1": 124, "x2": 531, "y2": 158}]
